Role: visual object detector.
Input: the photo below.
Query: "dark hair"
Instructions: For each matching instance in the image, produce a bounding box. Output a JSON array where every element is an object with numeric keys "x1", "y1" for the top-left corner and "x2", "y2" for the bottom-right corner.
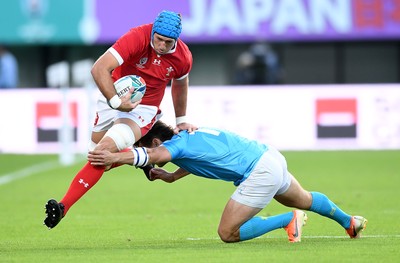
[{"x1": 135, "y1": 121, "x2": 174, "y2": 147}]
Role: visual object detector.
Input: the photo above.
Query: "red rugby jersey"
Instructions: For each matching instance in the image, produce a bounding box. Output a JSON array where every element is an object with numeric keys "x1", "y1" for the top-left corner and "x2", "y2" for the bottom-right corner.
[{"x1": 110, "y1": 24, "x2": 193, "y2": 107}]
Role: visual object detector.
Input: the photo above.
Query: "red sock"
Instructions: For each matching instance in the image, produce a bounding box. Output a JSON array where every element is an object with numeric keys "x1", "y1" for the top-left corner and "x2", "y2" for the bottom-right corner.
[{"x1": 60, "y1": 162, "x2": 105, "y2": 215}]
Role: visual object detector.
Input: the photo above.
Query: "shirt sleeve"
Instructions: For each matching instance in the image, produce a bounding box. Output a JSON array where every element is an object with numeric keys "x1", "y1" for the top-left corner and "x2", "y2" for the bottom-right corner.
[
  {"x1": 111, "y1": 26, "x2": 148, "y2": 64},
  {"x1": 162, "y1": 133, "x2": 186, "y2": 159},
  {"x1": 175, "y1": 41, "x2": 193, "y2": 79}
]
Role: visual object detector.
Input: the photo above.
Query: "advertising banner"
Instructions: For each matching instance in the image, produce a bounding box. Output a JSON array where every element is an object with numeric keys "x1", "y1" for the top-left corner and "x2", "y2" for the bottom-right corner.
[
  {"x1": 0, "y1": 88, "x2": 95, "y2": 154},
  {"x1": 0, "y1": 0, "x2": 84, "y2": 44},
  {"x1": 160, "y1": 84, "x2": 400, "y2": 150},
  {"x1": 0, "y1": 84, "x2": 399, "y2": 154},
  {"x1": 1, "y1": 0, "x2": 399, "y2": 44}
]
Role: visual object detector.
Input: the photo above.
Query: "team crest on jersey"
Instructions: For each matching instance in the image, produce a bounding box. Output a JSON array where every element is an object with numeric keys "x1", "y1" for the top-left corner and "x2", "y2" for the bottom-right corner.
[
  {"x1": 166, "y1": 66, "x2": 174, "y2": 77},
  {"x1": 136, "y1": 57, "x2": 148, "y2": 68}
]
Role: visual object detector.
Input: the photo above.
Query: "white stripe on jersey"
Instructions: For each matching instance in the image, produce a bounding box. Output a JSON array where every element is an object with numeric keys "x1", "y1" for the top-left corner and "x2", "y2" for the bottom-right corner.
[{"x1": 108, "y1": 47, "x2": 124, "y2": 65}]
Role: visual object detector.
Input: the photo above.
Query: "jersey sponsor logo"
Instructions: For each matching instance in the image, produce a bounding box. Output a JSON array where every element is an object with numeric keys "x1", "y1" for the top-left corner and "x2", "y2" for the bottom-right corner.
[
  {"x1": 136, "y1": 57, "x2": 148, "y2": 68},
  {"x1": 152, "y1": 59, "x2": 161, "y2": 65}
]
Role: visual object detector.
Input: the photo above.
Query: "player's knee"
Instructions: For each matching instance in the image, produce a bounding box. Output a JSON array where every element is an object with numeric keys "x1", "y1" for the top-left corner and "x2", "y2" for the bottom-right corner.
[
  {"x1": 88, "y1": 140, "x2": 97, "y2": 151},
  {"x1": 304, "y1": 191, "x2": 313, "y2": 209},
  {"x1": 217, "y1": 228, "x2": 230, "y2": 243},
  {"x1": 217, "y1": 226, "x2": 237, "y2": 243},
  {"x1": 104, "y1": 123, "x2": 136, "y2": 151},
  {"x1": 294, "y1": 191, "x2": 313, "y2": 210}
]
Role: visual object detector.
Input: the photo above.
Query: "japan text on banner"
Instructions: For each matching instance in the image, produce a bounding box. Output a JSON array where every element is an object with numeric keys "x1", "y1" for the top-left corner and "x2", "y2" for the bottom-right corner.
[{"x1": 1, "y1": 0, "x2": 400, "y2": 44}]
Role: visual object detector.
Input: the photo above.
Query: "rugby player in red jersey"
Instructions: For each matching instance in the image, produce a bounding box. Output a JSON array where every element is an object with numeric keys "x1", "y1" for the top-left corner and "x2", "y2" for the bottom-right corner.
[{"x1": 43, "y1": 10, "x2": 197, "y2": 229}]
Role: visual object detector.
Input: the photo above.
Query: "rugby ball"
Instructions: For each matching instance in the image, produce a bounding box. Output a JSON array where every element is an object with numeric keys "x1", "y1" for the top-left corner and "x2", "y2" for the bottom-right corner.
[{"x1": 113, "y1": 75, "x2": 146, "y2": 103}]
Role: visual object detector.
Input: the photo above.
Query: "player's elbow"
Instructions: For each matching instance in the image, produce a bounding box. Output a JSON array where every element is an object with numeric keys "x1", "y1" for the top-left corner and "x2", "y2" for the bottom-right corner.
[{"x1": 90, "y1": 63, "x2": 101, "y2": 79}]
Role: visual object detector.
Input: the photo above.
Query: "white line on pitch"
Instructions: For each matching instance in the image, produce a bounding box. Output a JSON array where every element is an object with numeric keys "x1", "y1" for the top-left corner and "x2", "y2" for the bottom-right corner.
[
  {"x1": 186, "y1": 235, "x2": 400, "y2": 241},
  {"x1": 300, "y1": 235, "x2": 400, "y2": 239},
  {"x1": 0, "y1": 160, "x2": 59, "y2": 186}
]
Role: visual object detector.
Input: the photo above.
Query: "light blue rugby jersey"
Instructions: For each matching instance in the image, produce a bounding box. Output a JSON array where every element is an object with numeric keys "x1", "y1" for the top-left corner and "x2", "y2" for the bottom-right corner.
[{"x1": 162, "y1": 127, "x2": 268, "y2": 186}]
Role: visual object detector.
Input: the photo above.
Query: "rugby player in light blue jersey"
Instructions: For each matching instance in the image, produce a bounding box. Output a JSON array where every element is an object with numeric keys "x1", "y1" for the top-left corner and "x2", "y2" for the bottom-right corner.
[{"x1": 88, "y1": 121, "x2": 367, "y2": 243}]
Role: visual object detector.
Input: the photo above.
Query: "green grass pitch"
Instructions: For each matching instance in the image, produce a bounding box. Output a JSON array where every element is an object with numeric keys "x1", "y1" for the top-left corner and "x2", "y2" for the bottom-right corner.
[{"x1": 1, "y1": 150, "x2": 399, "y2": 262}]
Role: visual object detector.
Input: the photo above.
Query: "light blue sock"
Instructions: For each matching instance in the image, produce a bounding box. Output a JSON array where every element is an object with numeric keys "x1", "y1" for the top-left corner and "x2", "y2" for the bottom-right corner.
[
  {"x1": 310, "y1": 192, "x2": 352, "y2": 229},
  {"x1": 239, "y1": 212, "x2": 293, "y2": 241}
]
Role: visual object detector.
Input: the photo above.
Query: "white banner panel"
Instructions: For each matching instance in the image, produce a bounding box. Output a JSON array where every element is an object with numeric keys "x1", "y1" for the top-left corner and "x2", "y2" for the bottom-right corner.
[
  {"x1": 0, "y1": 84, "x2": 399, "y2": 154},
  {"x1": 160, "y1": 84, "x2": 400, "y2": 150},
  {"x1": 0, "y1": 88, "x2": 97, "y2": 154}
]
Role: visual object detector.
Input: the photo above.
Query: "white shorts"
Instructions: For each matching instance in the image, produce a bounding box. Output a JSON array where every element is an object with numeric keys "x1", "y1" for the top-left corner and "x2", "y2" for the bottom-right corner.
[
  {"x1": 92, "y1": 95, "x2": 163, "y2": 134},
  {"x1": 230, "y1": 146, "x2": 292, "y2": 209}
]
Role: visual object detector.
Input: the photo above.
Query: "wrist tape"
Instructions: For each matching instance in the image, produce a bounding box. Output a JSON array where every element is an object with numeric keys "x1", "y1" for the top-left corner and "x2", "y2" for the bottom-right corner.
[
  {"x1": 176, "y1": 116, "x2": 187, "y2": 125},
  {"x1": 132, "y1": 147, "x2": 149, "y2": 167},
  {"x1": 107, "y1": 95, "x2": 122, "y2": 109}
]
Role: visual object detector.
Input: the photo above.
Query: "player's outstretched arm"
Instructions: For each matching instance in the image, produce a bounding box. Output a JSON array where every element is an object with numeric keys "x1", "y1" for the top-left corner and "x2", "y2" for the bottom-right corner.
[
  {"x1": 150, "y1": 167, "x2": 190, "y2": 183},
  {"x1": 88, "y1": 146, "x2": 172, "y2": 168},
  {"x1": 88, "y1": 149, "x2": 133, "y2": 166}
]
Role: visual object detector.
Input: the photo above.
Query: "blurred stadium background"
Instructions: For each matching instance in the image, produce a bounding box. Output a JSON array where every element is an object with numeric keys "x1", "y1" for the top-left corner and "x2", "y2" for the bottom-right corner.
[{"x1": 0, "y1": 0, "x2": 399, "y2": 157}]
